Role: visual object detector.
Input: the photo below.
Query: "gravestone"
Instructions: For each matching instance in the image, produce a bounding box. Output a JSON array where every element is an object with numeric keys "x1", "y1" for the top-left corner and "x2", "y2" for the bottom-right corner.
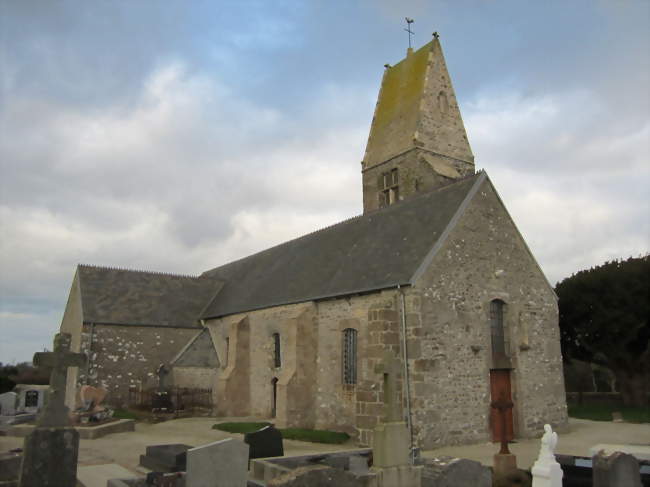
[
  {"x1": 139, "y1": 444, "x2": 193, "y2": 472},
  {"x1": 531, "y1": 424, "x2": 563, "y2": 487},
  {"x1": 372, "y1": 350, "x2": 410, "y2": 468},
  {"x1": 14, "y1": 385, "x2": 49, "y2": 414},
  {"x1": 419, "y1": 456, "x2": 491, "y2": 487},
  {"x1": 186, "y1": 438, "x2": 249, "y2": 487},
  {"x1": 593, "y1": 451, "x2": 642, "y2": 487},
  {"x1": 18, "y1": 332, "x2": 87, "y2": 487},
  {"x1": 152, "y1": 364, "x2": 173, "y2": 412},
  {"x1": 0, "y1": 391, "x2": 18, "y2": 416},
  {"x1": 371, "y1": 350, "x2": 422, "y2": 487},
  {"x1": 244, "y1": 425, "x2": 284, "y2": 460}
]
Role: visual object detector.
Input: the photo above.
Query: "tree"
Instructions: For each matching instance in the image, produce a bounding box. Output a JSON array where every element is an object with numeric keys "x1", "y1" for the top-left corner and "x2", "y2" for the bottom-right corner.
[{"x1": 556, "y1": 255, "x2": 649, "y2": 407}]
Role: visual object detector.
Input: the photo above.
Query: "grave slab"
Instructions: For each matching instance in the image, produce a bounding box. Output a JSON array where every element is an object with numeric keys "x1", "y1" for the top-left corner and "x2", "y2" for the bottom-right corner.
[
  {"x1": 6, "y1": 418, "x2": 135, "y2": 439},
  {"x1": 77, "y1": 463, "x2": 140, "y2": 487},
  {"x1": 420, "y1": 456, "x2": 491, "y2": 487},
  {"x1": 139, "y1": 443, "x2": 192, "y2": 472},
  {"x1": 186, "y1": 438, "x2": 249, "y2": 487}
]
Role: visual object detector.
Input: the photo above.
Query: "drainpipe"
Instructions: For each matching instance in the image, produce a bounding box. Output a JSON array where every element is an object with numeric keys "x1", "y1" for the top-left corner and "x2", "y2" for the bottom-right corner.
[
  {"x1": 397, "y1": 284, "x2": 414, "y2": 463},
  {"x1": 86, "y1": 322, "x2": 95, "y2": 385}
]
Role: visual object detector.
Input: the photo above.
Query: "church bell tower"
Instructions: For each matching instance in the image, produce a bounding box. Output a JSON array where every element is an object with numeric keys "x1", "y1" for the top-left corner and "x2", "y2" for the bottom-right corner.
[{"x1": 362, "y1": 35, "x2": 475, "y2": 213}]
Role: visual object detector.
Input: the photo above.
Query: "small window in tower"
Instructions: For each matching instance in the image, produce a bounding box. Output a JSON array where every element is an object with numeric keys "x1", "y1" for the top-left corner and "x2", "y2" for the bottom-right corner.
[
  {"x1": 225, "y1": 337, "x2": 230, "y2": 366},
  {"x1": 379, "y1": 169, "x2": 400, "y2": 207},
  {"x1": 272, "y1": 332, "x2": 281, "y2": 368}
]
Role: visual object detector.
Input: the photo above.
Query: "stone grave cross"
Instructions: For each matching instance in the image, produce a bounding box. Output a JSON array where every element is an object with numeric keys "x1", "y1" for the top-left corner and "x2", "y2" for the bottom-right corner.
[
  {"x1": 374, "y1": 350, "x2": 402, "y2": 422},
  {"x1": 490, "y1": 391, "x2": 514, "y2": 455},
  {"x1": 33, "y1": 332, "x2": 86, "y2": 427},
  {"x1": 156, "y1": 363, "x2": 170, "y2": 392}
]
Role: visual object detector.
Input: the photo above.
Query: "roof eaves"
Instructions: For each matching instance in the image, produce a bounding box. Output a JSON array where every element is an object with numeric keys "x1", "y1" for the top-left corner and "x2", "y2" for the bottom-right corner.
[
  {"x1": 82, "y1": 320, "x2": 201, "y2": 329},
  {"x1": 202, "y1": 281, "x2": 412, "y2": 320}
]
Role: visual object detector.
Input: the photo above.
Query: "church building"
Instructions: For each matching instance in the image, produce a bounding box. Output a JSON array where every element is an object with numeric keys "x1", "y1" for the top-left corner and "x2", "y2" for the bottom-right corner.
[{"x1": 58, "y1": 36, "x2": 568, "y2": 448}]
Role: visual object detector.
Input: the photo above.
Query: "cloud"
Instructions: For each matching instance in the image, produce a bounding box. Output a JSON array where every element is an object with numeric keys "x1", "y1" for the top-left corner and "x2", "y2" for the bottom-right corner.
[
  {"x1": 0, "y1": 59, "x2": 371, "y2": 361},
  {"x1": 466, "y1": 90, "x2": 650, "y2": 284}
]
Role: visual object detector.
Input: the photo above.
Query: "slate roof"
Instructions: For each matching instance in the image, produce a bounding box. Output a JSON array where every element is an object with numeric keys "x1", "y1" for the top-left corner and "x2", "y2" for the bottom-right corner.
[
  {"x1": 170, "y1": 328, "x2": 219, "y2": 368},
  {"x1": 77, "y1": 265, "x2": 219, "y2": 328},
  {"x1": 200, "y1": 172, "x2": 484, "y2": 319}
]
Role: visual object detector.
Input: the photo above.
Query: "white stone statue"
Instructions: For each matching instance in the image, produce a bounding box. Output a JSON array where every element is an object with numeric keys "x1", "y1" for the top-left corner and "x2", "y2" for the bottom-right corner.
[{"x1": 531, "y1": 424, "x2": 563, "y2": 487}]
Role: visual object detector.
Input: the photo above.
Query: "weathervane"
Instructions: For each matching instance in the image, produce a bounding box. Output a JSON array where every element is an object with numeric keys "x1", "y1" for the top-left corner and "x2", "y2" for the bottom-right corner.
[{"x1": 404, "y1": 17, "x2": 415, "y2": 49}]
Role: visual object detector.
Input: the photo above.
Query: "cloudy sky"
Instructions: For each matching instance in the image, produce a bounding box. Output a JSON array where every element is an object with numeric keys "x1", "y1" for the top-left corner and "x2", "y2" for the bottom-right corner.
[{"x1": 1, "y1": 1, "x2": 648, "y2": 364}]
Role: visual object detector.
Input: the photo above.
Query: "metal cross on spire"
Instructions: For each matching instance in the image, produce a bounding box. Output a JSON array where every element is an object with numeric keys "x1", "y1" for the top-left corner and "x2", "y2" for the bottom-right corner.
[{"x1": 404, "y1": 17, "x2": 415, "y2": 49}]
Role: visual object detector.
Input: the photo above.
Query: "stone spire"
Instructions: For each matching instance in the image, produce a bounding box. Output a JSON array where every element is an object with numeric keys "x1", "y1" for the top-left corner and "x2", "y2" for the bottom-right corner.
[{"x1": 361, "y1": 35, "x2": 475, "y2": 213}]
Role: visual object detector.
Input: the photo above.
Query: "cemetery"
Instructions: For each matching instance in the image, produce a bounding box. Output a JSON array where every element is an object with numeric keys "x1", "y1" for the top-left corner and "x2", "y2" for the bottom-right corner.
[
  {"x1": 0, "y1": 333, "x2": 648, "y2": 487},
  {"x1": 0, "y1": 9, "x2": 647, "y2": 486}
]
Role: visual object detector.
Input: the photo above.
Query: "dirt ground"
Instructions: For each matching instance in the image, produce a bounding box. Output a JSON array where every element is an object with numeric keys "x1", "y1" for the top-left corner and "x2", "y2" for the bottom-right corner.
[{"x1": 2, "y1": 416, "x2": 648, "y2": 478}]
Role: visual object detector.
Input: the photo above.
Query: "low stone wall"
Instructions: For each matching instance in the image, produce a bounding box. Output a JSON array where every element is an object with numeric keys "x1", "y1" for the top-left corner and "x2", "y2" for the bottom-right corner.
[
  {"x1": 566, "y1": 392, "x2": 650, "y2": 406},
  {"x1": 6, "y1": 419, "x2": 135, "y2": 439}
]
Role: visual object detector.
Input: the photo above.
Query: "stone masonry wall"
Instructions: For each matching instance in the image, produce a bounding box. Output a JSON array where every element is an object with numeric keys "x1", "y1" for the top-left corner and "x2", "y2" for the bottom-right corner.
[
  {"x1": 77, "y1": 323, "x2": 198, "y2": 407},
  {"x1": 172, "y1": 367, "x2": 216, "y2": 390},
  {"x1": 406, "y1": 177, "x2": 568, "y2": 448},
  {"x1": 313, "y1": 290, "x2": 403, "y2": 446},
  {"x1": 362, "y1": 148, "x2": 473, "y2": 212}
]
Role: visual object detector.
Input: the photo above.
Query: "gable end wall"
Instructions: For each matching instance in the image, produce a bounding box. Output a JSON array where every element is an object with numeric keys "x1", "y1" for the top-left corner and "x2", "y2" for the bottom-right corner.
[{"x1": 407, "y1": 178, "x2": 568, "y2": 448}]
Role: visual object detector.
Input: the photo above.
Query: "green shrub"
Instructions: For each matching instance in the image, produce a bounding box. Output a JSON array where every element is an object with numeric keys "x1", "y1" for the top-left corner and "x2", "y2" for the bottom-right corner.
[
  {"x1": 213, "y1": 422, "x2": 271, "y2": 433},
  {"x1": 212, "y1": 422, "x2": 351, "y2": 443},
  {"x1": 112, "y1": 408, "x2": 143, "y2": 420},
  {"x1": 568, "y1": 404, "x2": 649, "y2": 423}
]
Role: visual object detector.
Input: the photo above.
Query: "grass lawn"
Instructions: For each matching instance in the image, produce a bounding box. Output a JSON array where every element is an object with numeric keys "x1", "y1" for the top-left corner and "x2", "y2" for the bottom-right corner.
[
  {"x1": 568, "y1": 403, "x2": 650, "y2": 423},
  {"x1": 213, "y1": 422, "x2": 351, "y2": 444},
  {"x1": 112, "y1": 408, "x2": 149, "y2": 421}
]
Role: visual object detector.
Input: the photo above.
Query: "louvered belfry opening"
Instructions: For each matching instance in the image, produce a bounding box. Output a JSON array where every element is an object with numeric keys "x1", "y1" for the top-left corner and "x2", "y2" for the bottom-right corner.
[{"x1": 342, "y1": 328, "x2": 358, "y2": 385}]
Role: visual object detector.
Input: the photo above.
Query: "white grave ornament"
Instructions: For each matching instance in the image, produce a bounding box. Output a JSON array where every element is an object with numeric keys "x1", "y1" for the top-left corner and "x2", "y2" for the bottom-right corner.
[{"x1": 531, "y1": 424, "x2": 563, "y2": 487}]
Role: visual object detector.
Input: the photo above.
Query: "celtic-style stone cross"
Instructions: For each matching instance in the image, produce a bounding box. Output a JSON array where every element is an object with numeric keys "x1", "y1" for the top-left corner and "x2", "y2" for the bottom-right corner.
[
  {"x1": 491, "y1": 391, "x2": 514, "y2": 455},
  {"x1": 375, "y1": 350, "x2": 402, "y2": 422},
  {"x1": 33, "y1": 333, "x2": 87, "y2": 427}
]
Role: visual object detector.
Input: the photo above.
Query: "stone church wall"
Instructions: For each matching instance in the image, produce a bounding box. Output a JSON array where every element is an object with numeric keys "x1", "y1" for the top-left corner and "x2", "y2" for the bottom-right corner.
[
  {"x1": 406, "y1": 178, "x2": 568, "y2": 448},
  {"x1": 172, "y1": 367, "x2": 216, "y2": 390},
  {"x1": 313, "y1": 291, "x2": 403, "y2": 445},
  {"x1": 77, "y1": 323, "x2": 198, "y2": 406}
]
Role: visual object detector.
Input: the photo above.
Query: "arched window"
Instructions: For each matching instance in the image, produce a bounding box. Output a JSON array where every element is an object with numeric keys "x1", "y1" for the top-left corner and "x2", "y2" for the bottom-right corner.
[
  {"x1": 272, "y1": 333, "x2": 281, "y2": 368},
  {"x1": 342, "y1": 328, "x2": 358, "y2": 385},
  {"x1": 490, "y1": 299, "x2": 506, "y2": 357}
]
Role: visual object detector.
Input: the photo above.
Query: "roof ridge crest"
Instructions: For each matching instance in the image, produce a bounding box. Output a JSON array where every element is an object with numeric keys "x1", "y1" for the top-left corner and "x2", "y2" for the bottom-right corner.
[{"x1": 78, "y1": 263, "x2": 199, "y2": 279}]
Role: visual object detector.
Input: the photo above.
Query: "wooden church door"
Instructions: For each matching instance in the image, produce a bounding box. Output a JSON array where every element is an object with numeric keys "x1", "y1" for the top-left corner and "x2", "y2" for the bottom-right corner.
[{"x1": 490, "y1": 370, "x2": 514, "y2": 442}]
